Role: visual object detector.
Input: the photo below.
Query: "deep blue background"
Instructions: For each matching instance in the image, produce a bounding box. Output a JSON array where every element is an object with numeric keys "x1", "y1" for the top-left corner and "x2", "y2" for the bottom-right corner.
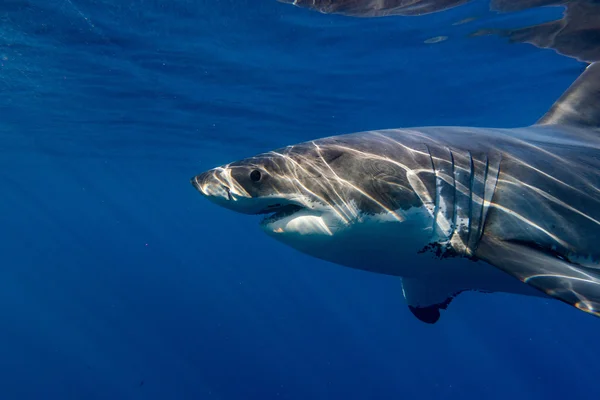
[{"x1": 0, "y1": 1, "x2": 598, "y2": 399}]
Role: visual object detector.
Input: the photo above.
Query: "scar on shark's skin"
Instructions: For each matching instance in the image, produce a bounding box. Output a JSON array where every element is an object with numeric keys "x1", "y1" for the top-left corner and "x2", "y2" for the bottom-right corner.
[{"x1": 192, "y1": 63, "x2": 600, "y2": 324}]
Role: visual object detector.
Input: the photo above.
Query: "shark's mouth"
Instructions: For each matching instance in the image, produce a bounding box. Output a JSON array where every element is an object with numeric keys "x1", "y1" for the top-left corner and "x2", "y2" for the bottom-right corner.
[{"x1": 259, "y1": 203, "x2": 305, "y2": 225}]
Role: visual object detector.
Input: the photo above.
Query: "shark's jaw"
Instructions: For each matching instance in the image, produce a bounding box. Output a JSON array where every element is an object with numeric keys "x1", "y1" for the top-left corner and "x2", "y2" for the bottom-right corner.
[
  {"x1": 259, "y1": 203, "x2": 306, "y2": 225},
  {"x1": 259, "y1": 203, "x2": 338, "y2": 237}
]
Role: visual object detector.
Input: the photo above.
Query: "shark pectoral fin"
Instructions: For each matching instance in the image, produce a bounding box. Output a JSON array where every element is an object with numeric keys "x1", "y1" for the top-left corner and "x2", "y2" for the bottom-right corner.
[
  {"x1": 401, "y1": 278, "x2": 465, "y2": 324},
  {"x1": 477, "y1": 237, "x2": 600, "y2": 317},
  {"x1": 536, "y1": 62, "x2": 600, "y2": 128}
]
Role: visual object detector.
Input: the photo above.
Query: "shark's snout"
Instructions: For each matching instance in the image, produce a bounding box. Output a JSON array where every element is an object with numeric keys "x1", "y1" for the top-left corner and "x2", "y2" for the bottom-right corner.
[
  {"x1": 190, "y1": 174, "x2": 205, "y2": 195},
  {"x1": 190, "y1": 170, "x2": 232, "y2": 201},
  {"x1": 190, "y1": 171, "x2": 211, "y2": 196}
]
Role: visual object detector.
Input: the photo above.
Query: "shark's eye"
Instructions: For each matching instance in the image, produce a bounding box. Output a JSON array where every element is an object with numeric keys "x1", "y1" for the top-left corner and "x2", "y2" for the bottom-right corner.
[{"x1": 250, "y1": 170, "x2": 262, "y2": 182}]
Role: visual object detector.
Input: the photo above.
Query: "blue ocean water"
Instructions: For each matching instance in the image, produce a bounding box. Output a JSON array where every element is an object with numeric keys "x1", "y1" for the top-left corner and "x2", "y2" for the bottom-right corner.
[{"x1": 1, "y1": 0, "x2": 598, "y2": 399}]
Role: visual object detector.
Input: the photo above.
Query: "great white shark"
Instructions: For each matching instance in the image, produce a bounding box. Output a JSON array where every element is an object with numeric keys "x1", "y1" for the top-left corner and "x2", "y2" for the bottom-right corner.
[{"x1": 191, "y1": 63, "x2": 600, "y2": 323}]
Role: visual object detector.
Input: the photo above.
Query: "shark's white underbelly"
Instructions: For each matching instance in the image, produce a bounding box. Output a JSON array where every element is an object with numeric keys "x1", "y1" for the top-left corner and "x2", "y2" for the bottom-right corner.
[{"x1": 264, "y1": 209, "x2": 546, "y2": 299}]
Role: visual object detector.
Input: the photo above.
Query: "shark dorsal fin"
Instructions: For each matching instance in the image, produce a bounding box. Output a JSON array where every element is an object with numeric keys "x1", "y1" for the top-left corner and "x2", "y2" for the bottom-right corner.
[{"x1": 537, "y1": 63, "x2": 600, "y2": 128}]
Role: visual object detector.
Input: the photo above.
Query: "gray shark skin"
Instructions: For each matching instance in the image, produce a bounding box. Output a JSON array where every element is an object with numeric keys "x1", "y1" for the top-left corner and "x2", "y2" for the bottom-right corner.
[{"x1": 191, "y1": 63, "x2": 600, "y2": 324}]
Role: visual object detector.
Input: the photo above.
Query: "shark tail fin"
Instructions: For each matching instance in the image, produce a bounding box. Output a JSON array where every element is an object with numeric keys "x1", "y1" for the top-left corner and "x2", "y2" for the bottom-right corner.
[{"x1": 536, "y1": 62, "x2": 600, "y2": 128}]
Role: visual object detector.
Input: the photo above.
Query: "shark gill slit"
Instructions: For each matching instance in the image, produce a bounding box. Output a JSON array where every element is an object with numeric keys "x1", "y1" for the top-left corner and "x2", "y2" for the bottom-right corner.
[
  {"x1": 466, "y1": 151, "x2": 475, "y2": 254},
  {"x1": 449, "y1": 149, "x2": 458, "y2": 237},
  {"x1": 469, "y1": 154, "x2": 486, "y2": 252},
  {"x1": 476, "y1": 154, "x2": 491, "y2": 246},
  {"x1": 425, "y1": 144, "x2": 439, "y2": 237},
  {"x1": 478, "y1": 155, "x2": 502, "y2": 243}
]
